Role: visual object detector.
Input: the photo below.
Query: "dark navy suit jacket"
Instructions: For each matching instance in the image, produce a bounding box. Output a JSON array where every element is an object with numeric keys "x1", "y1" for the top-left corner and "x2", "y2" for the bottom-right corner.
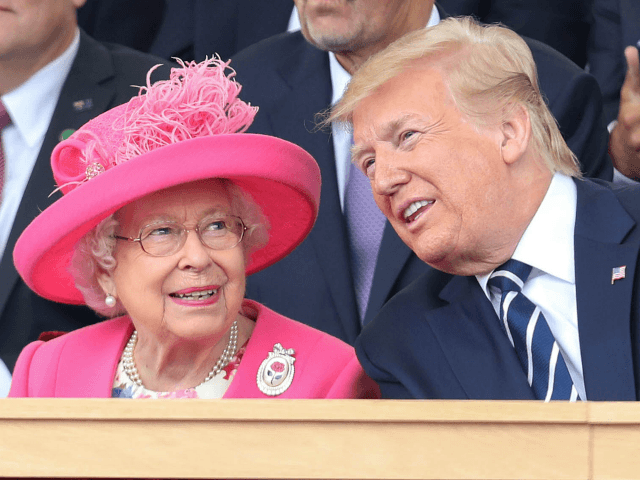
[
  {"x1": 588, "y1": 0, "x2": 640, "y2": 123},
  {"x1": 438, "y1": 0, "x2": 593, "y2": 67},
  {"x1": 77, "y1": 0, "x2": 165, "y2": 53},
  {"x1": 356, "y1": 178, "x2": 640, "y2": 400},
  {"x1": 231, "y1": 10, "x2": 613, "y2": 346},
  {"x1": 149, "y1": 0, "x2": 293, "y2": 63},
  {"x1": 0, "y1": 32, "x2": 172, "y2": 371}
]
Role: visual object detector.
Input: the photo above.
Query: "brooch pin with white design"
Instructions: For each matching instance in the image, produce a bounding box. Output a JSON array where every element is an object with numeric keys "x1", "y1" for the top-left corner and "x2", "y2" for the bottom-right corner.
[{"x1": 257, "y1": 343, "x2": 295, "y2": 396}]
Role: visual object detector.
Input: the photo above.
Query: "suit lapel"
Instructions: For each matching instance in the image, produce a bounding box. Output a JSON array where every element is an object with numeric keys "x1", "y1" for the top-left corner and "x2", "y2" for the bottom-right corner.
[
  {"x1": 573, "y1": 179, "x2": 638, "y2": 400},
  {"x1": 268, "y1": 40, "x2": 360, "y2": 339},
  {"x1": 0, "y1": 32, "x2": 117, "y2": 317},
  {"x1": 364, "y1": 223, "x2": 413, "y2": 324},
  {"x1": 426, "y1": 276, "x2": 536, "y2": 399}
]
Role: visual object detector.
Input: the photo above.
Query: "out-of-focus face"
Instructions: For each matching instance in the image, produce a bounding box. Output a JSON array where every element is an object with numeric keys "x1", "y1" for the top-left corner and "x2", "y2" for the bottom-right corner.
[
  {"x1": 101, "y1": 179, "x2": 247, "y2": 344},
  {"x1": 0, "y1": 0, "x2": 84, "y2": 70},
  {"x1": 294, "y1": 0, "x2": 426, "y2": 56},
  {"x1": 351, "y1": 65, "x2": 513, "y2": 275}
]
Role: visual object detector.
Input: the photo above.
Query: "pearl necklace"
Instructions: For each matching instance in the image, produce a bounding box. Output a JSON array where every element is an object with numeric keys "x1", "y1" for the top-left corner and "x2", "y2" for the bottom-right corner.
[{"x1": 122, "y1": 321, "x2": 239, "y2": 389}]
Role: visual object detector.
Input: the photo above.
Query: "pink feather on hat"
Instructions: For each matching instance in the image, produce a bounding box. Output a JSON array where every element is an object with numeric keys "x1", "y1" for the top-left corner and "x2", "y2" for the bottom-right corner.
[{"x1": 52, "y1": 58, "x2": 259, "y2": 195}]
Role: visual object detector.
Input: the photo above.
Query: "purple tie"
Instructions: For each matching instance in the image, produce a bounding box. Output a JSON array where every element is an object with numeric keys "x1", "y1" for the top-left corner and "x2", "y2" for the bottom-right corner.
[
  {"x1": 0, "y1": 101, "x2": 10, "y2": 202},
  {"x1": 344, "y1": 161, "x2": 386, "y2": 322}
]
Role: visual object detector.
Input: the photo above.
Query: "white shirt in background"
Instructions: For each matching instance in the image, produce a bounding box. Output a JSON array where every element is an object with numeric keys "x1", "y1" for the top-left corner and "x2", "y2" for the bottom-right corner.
[{"x1": 0, "y1": 28, "x2": 80, "y2": 263}]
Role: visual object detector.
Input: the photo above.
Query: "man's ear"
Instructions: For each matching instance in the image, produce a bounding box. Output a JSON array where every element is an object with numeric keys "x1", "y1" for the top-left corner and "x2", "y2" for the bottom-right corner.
[
  {"x1": 97, "y1": 270, "x2": 117, "y2": 299},
  {"x1": 499, "y1": 104, "x2": 532, "y2": 165}
]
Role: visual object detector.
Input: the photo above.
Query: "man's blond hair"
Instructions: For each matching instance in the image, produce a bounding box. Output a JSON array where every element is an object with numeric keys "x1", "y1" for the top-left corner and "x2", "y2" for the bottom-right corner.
[{"x1": 330, "y1": 16, "x2": 580, "y2": 177}]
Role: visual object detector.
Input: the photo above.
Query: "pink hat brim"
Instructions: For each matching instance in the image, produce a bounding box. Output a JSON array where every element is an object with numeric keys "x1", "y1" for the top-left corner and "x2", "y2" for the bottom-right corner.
[{"x1": 13, "y1": 134, "x2": 321, "y2": 305}]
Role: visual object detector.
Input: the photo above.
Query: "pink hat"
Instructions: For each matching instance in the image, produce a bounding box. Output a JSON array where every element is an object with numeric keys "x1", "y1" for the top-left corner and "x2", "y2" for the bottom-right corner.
[{"x1": 13, "y1": 59, "x2": 321, "y2": 305}]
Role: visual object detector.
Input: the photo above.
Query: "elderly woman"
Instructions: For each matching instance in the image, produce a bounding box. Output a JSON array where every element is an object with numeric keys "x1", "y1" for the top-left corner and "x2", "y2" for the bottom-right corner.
[{"x1": 9, "y1": 59, "x2": 378, "y2": 399}]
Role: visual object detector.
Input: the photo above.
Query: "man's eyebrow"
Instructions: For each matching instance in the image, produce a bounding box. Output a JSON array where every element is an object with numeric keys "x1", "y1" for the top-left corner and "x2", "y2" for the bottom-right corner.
[
  {"x1": 351, "y1": 113, "x2": 427, "y2": 163},
  {"x1": 378, "y1": 114, "x2": 419, "y2": 139},
  {"x1": 377, "y1": 113, "x2": 429, "y2": 142},
  {"x1": 350, "y1": 143, "x2": 369, "y2": 164}
]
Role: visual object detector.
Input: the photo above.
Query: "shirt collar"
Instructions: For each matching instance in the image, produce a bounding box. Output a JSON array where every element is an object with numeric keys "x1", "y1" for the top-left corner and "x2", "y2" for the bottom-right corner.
[
  {"x1": 426, "y1": 4, "x2": 441, "y2": 28},
  {"x1": 1, "y1": 28, "x2": 80, "y2": 148},
  {"x1": 329, "y1": 51, "x2": 351, "y2": 106},
  {"x1": 477, "y1": 173, "x2": 577, "y2": 293}
]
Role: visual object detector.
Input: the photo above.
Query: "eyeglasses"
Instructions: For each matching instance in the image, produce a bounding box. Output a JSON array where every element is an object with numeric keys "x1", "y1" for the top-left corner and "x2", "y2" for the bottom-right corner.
[{"x1": 114, "y1": 214, "x2": 247, "y2": 257}]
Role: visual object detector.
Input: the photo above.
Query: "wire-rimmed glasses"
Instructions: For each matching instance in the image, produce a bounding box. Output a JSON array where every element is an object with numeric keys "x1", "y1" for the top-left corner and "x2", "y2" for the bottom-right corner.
[{"x1": 114, "y1": 214, "x2": 247, "y2": 257}]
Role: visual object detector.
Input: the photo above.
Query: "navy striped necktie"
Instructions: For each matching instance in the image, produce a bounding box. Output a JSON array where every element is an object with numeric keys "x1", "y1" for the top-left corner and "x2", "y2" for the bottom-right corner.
[{"x1": 488, "y1": 259, "x2": 579, "y2": 401}]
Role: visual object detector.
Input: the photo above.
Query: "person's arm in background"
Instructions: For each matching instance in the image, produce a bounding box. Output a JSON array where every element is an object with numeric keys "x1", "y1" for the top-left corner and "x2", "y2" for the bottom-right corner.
[
  {"x1": 609, "y1": 46, "x2": 640, "y2": 181},
  {"x1": 587, "y1": 0, "x2": 640, "y2": 182}
]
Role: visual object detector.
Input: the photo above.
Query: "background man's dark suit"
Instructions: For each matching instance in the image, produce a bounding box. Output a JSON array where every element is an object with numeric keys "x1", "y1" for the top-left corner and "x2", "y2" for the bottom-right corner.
[
  {"x1": 0, "y1": 32, "x2": 171, "y2": 371},
  {"x1": 149, "y1": 0, "x2": 293, "y2": 62},
  {"x1": 231, "y1": 17, "x2": 612, "y2": 345},
  {"x1": 438, "y1": 0, "x2": 593, "y2": 67},
  {"x1": 77, "y1": 0, "x2": 166, "y2": 52},
  {"x1": 356, "y1": 179, "x2": 640, "y2": 400},
  {"x1": 588, "y1": 0, "x2": 640, "y2": 123}
]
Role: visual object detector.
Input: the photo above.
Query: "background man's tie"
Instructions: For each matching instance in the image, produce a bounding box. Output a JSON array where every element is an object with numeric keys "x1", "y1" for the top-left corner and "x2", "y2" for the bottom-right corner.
[
  {"x1": 344, "y1": 162, "x2": 386, "y2": 323},
  {"x1": 488, "y1": 259, "x2": 579, "y2": 401},
  {"x1": 0, "y1": 101, "x2": 10, "y2": 203}
]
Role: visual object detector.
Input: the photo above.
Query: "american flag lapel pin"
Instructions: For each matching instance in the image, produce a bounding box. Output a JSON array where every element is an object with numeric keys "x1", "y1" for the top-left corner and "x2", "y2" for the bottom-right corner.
[{"x1": 611, "y1": 266, "x2": 626, "y2": 284}]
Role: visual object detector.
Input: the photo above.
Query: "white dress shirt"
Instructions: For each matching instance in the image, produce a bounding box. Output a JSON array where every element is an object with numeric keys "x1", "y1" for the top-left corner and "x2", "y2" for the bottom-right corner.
[
  {"x1": 288, "y1": 5, "x2": 300, "y2": 31},
  {"x1": 476, "y1": 173, "x2": 586, "y2": 400},
  {"x1": 0, "y1": 359, "x2": 10, "y2": 397},
  {"x1": 0, "y1": 29, "x2": 80, "y2": 263}
]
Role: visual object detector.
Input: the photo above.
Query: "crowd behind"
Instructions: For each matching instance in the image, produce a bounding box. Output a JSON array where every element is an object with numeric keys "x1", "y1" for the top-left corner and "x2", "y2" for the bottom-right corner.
[{"x1": 0, "y1": 0, "x2": 639, "y2": 405}]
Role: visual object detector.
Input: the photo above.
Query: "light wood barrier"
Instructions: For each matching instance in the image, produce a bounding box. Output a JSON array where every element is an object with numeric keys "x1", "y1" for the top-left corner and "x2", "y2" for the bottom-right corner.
[{"x1": 0, "y1": 399, "x2": 639, "y2": 479}]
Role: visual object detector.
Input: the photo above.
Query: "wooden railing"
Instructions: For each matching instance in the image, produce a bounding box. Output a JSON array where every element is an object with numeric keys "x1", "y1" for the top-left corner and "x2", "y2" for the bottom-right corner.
[{"x1": 0, "y1": 399, "x2": 639, "y2": 479}]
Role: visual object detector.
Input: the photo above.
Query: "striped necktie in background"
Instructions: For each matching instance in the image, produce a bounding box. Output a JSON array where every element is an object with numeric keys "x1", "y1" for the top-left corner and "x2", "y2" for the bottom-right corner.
[
  {"x1": 488, "y1": 259, "x2": 579, "y2": 401},
  {"x1": 0, "y1": 101, "x2": 10, "y2": 202}
]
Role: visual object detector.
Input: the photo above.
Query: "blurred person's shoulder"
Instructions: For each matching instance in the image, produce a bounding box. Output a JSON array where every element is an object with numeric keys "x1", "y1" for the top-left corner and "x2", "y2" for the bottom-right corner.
[{"x1": 76, "y1": 31, "x2": 176, "y2": 88}]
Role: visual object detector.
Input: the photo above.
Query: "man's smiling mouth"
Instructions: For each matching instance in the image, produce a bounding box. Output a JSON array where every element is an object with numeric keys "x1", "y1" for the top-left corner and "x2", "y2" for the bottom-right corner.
[{"x1": 403, "y1": 200, "x2": 434, "y2": 223}]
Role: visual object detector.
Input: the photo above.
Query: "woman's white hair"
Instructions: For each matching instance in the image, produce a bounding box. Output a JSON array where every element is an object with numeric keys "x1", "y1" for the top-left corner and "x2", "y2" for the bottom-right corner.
[{"x1": 70, "y1": 180, "x2": 269, "y2": 317}]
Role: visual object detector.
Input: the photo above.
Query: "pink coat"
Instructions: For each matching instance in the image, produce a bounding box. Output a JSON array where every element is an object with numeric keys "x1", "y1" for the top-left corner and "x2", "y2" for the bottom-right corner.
[{"x1": 9, "y1": 300, "x2": 379, "y2": 399}]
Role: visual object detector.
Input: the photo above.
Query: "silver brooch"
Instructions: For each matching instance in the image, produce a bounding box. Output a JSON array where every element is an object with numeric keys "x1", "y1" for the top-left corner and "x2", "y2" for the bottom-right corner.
[{"x1": 256, "y1": 343, "x2": 296, "y2": 396}]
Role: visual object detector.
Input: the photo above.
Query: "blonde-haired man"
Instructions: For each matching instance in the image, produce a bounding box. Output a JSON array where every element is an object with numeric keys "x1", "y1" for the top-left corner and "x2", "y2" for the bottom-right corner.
[
  {"x1": 335, "y1": 17, "x2": 640, "y2": 401},
  {"x1": 232, "y1": 0, "x2": 612, "y2": 350}
]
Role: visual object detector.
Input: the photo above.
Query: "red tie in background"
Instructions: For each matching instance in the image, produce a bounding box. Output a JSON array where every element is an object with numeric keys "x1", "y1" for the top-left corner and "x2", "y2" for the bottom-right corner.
[{"x1": 0, "y1": 101, "x2": 11, "y2": 202}]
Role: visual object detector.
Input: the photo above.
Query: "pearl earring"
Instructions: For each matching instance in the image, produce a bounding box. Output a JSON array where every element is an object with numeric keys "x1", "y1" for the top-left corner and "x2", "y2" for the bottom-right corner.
[{"x1": 105, "y1": 295, "x2": 116, "y2": 307}]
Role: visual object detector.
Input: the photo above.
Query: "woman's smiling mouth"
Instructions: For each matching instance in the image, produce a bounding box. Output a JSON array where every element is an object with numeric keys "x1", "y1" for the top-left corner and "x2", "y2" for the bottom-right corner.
[{"x1": 169, "y1": 287, "x2": 220, "y2": 305}]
